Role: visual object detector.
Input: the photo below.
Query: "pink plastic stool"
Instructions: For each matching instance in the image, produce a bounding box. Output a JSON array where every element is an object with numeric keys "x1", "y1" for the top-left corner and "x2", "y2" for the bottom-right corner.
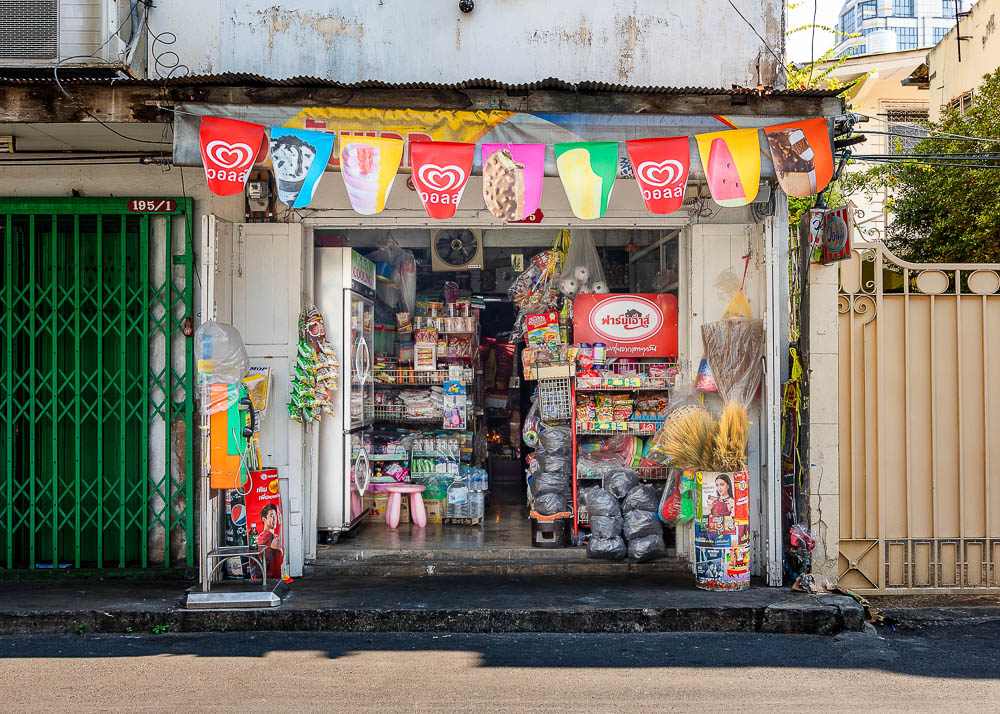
[{"x1": 384, "y1": 483, "x2": 427, "y2": 528}]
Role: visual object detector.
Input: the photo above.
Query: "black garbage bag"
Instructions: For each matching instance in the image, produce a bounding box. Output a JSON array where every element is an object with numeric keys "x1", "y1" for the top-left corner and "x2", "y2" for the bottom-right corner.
[
  {"x1": 603, "y1": 468, "x2": 640, "y2": 499},
  {"x1": 622, "y1": 484, "x2": 659, "y2": 514},
  {"x1": 530, "y1": 470, "x2": 571, "y2": 498},
  {"x1": 587, "y1": 536, "x2": 627, "y2": 560},
  {"x1": 537, "y1": 452, "x2": 571, "y2": 475},
  {"x1": 589, "y1": 515, "x2": 623, "y2": 539},
  {"x1": 628, "y1": 533, "x2": 666, "y2": 562},
  {"x1": 623, "y1": 509, "x2": 662, "y2": 540},
  {"x1": 534, "y1": 492, "x2": 569, "y2": 516},
  {"x1": 583, "y1": 487, "x2": 621, "y2": 518},
  {"x1": 538, "y1": 423, "x2": 572, "y2": 457}
]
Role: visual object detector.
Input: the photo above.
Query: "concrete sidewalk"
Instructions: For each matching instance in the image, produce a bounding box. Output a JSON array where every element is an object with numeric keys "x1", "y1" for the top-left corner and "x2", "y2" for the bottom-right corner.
[{"x1": 0, "y1": 573, "x2": 866, "y2": 636}]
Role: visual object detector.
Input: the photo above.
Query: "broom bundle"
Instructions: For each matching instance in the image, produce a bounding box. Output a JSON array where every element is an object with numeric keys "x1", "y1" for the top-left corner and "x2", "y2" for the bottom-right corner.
[
  {"x1": 712, "y1": 401, "x2": 749, "y2": 471},
  {"x1": 662, "y1": 405, "x2": 716, "y2": 471}
]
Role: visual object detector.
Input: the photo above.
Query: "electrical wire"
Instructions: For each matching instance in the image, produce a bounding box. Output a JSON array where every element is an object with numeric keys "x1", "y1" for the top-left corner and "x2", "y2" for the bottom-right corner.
[
  {"x1": 854, "y1": 112, "x2": 999, "y2": 143},
  {"x1": 808, "y1": 0, "x2": 818, "y2": 84},
  {"x1": 726, "y1": 0, "x2": 787, "y2": 76},
  {"x1": 53, "y1": 0, "x2": 172, "y2": 146}
]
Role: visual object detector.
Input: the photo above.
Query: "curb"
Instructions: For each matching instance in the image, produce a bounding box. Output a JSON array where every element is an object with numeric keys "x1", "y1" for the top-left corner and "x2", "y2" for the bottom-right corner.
[{"x1": 0, "y1": 596, "x2": 864, "y2": 636}]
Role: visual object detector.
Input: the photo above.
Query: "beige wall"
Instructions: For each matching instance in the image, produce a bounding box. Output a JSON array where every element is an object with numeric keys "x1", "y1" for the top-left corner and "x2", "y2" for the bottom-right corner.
[
  {"x1": 928, "y1": 0, "x2": 1000, "y2": 121},
  {"x1": 809, "y1": 262, "x2": 840, "y2": 579}
]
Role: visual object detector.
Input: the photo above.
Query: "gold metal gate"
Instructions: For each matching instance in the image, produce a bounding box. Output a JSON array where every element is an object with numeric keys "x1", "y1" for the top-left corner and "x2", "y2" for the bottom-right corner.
[{"x1": 838, "y1": 241, "x2": 1000, "y2": 592}]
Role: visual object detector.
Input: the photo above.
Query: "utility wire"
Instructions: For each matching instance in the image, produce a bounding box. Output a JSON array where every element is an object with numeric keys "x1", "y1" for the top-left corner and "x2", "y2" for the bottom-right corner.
[
  {"x1": 726, "y1": 0, "x2": 787, "y2": 76},
  {"x1": 855, "y1": 113, "x2": 999, "y2": 143},
  {"x1": 808, "y1": 0, "x2": 818, "y2": 84},
  {"x1": 54, "y1": 0, "x2": 172, "y2": 146}
]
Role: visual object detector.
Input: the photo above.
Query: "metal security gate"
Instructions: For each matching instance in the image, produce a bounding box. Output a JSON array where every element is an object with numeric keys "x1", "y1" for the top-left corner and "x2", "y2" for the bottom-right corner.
[
  {"x1": 0, "y1": 198, "x2": 195, "y2": 569},
  {"x1": 839, "y1": 240, "x2": 1000, "y2": 592}
]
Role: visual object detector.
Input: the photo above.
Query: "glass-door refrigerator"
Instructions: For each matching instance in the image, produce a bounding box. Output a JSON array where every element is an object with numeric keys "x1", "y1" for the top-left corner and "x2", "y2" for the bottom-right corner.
[{"x1": 316, "y1": 248, "x2": 376, "y2": 535}]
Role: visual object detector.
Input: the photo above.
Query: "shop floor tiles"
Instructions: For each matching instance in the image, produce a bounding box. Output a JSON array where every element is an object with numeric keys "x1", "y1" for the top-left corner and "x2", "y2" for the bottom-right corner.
[{"x1": 309, "y1": 503, "x2": 688, "y2": 576}]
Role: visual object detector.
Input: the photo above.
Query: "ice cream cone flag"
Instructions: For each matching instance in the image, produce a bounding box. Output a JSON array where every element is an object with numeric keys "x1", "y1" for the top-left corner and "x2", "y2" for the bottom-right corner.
[
  {"x1": 268, "y1": 127, "x2": 336, "y2": 208},
  {"x1": 554, "y1": 142, "x2": 618, "y2": 220},
  {"x1": 764, "y1": 119, "x2": 834, "y2": 198},
  {"x1": 339, "y1": 136, "x2": 404, "y2": 215}
]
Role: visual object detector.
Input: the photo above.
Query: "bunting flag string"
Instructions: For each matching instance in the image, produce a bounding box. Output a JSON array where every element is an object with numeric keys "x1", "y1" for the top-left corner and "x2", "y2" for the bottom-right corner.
[
  {"x1": 339, "y1": 136, "x2": 404, "y2": 215},
  {"x1": 554, "y1": 141, "x2": 618, "y2": 220},
  {"x1": 410, "y1": 141, "x2": 476, "y2": 220},
  {"x1": 268, "y1": 127, "x2": 336, "y2": 208},
  {"x1": 197, "y1": 116, "x2": 840, "y2": 215},
  {"x1": 199, "y1": 116, "x2": 267, "y2": 196}
]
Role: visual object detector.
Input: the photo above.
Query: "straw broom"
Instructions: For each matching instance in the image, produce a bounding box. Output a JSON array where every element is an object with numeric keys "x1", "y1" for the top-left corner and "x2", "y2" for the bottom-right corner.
[
  {"x1": 663, "y1": 405, "x2": 716, "y2": 470},
  {"x1": 712, "y1": 401, "x2": 749, "y2": 471}
]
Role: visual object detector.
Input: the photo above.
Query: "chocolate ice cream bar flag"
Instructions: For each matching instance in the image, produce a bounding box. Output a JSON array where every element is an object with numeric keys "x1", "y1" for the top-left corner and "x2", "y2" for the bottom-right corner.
[
  {"x1": 268, "y1": 127, "x2": 336, "y2": 208},
  {"x1": 411, "y1": 141, "x2": 476, "y2": 220},
  {"x1": 625, "y1": 137, "x2": 690, "y2": 215},
  {"x1": 199, "y1": 116, "x2": 267, "y2": 196},
  {"x1": 554, "y1": 142, "x2": 618, "y2": 220},
  {"x1": 481, "y1": 143, "x2": 545, "y2": 221},
  {"x1": 695, "y1": 129, "x2": 761, "y2": 208},
  {"x1": 339, "y1": 136, "x2": 404, "y2": 215},
  {"x1": 764, "y1": 118, "x2": 834, "y2": 198}
]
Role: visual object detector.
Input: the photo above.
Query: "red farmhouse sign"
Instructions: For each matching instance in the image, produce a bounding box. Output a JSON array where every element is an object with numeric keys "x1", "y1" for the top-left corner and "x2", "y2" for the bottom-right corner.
[{"x1": 573, "y1": 293, "x2": 678, "y2": 359}]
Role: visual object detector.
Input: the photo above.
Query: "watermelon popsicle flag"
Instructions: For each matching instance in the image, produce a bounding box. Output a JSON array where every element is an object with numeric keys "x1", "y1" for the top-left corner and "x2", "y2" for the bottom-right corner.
[
  {"x1": 696, "y1": 129, "x2": 762, "y2": 208},
  {"x1": 554, "y1": 141, "x2": 618, "y2": 220}
]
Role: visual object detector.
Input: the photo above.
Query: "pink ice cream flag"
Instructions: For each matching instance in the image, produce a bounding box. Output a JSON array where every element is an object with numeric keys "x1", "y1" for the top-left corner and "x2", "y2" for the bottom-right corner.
[
  {"x1": 481, "y1": 143, "x2": 545, "y2": 220},
  {"x1": 339, "y1": 136, "x2": 404, "y2": 215}
]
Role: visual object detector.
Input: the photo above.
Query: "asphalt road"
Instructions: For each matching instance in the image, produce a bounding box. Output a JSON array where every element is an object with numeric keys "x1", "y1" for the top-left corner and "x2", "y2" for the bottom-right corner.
[{"x1": 1, "y1": 621, "x2": 998, "y2": 712}]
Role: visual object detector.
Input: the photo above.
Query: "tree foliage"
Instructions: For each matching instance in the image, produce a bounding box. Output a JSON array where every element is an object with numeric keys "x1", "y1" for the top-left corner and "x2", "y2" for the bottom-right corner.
[{"x1": 857, "y1": 68, "x2": 1000, "y2": 264}]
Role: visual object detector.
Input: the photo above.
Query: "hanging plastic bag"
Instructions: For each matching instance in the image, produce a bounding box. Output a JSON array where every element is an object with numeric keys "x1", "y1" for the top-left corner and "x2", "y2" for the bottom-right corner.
[
  {"x1": 195, "y1": 321, "x2": 250, "y2": 414},
  {"x1": 537, "y1": 452, "x2": 571, "y2": 474},
  {"x1": 701, "y1": 270, "x2": 764, "y2": 408},
  {"x1": 555, "y1": 229, "x2": 609, "y2": 297},
  {"x1": 522, "y1": 400, "x2": 541, "y2": 448}
]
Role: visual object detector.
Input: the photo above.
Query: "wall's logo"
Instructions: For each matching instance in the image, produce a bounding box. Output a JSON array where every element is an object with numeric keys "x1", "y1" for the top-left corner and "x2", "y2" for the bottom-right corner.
[
  {"x1": 589, "y1": 296, "x2": 663, "y2": 342},
  {"x1": 206, "y1": 140, "x2": 255, "y2": 170},
  {"x1": 636, "y1": 159, "x2": 685, "y2": 188},
  {"x1": 417, "y1": 164, "x2": 465, "y2": 192}
]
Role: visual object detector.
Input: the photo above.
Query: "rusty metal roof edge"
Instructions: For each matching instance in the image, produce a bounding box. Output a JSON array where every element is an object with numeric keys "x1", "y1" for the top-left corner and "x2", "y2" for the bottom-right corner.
[{"x1": 0, "y1": 71, "x2": 840, "y2": 97}]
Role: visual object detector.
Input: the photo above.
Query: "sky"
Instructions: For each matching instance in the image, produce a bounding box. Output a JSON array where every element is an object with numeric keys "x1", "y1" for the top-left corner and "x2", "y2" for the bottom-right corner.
[{"x1": 786, "y1": 1, "x2": 843, "y2": 64}]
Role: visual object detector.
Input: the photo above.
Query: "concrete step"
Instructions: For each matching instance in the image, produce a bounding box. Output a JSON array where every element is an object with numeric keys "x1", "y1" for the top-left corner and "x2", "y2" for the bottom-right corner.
[{"x1": 306, "y1": 548, "x2": 690, "y2": 577}]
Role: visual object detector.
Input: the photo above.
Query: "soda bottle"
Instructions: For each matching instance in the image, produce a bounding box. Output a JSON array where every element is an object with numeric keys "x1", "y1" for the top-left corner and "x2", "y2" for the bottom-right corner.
[{"x1": 249, "y1": 523, "x2": 258, "y2": 549}]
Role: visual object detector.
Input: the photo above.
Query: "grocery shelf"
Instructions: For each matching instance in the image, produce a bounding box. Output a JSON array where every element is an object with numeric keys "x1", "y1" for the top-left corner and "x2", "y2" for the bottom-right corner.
[
  {"x1": 370, "y1": 453, "x2": 409, "y2": 461},
  {"x1": 372, "y1": 404, "x2": 442, "y2": 423},
  {"x1": 374, "y1": 367, "x2": 473, "y2": 386},
  {"x1": 575, "y1": 420, "x2": 660, "y2": 436}
]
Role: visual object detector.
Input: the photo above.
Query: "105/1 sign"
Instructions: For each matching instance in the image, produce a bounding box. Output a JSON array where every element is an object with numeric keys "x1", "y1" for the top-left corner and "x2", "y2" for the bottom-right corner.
[{"x1": 127, "y1": 199, "x2": 178, "y2": 213}]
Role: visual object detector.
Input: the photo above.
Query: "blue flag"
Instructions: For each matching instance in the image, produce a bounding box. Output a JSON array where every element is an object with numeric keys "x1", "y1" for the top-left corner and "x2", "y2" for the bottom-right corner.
[{"x1": 268, "y1": 127, "x2": 335, "y2": 208}]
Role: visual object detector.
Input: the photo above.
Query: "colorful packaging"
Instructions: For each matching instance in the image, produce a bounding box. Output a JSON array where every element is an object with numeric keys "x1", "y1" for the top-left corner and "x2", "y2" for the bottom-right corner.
[{"x1": 525, "y1": 311, "x2": 560, "y2": 346}]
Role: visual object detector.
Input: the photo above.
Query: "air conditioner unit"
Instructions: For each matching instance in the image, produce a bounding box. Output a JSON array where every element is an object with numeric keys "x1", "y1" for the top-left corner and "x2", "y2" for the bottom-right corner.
[
  {"x1": 430, "y1": 229, "x2": 484, "y2": 272},
  {"x1": 0, "y1": 0, "x2": 124, "y2": 68}
]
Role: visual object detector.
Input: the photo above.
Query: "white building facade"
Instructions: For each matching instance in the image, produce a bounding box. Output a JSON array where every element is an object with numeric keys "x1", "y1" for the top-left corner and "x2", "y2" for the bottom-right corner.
[{"x1": 834, "y1": 0, "x2": 970, "y2": 57}]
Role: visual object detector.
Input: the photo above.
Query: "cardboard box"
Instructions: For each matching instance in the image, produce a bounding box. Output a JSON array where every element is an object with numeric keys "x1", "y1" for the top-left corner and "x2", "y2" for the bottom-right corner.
[
  {"x1": 425, "y1": 499, "x2": 446, "y2": 524},
  {"x1": 365, "y1": 494, "x2": 410, "y2": 524}
]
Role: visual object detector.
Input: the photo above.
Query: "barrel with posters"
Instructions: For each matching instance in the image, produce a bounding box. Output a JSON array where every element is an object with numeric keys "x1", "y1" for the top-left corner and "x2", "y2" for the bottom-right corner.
[{"x1": 694, "y1": 470, "x2": 750, "y2": 591}]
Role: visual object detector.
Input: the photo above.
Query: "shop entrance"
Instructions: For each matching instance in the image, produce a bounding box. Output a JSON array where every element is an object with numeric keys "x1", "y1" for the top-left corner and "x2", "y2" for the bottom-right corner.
[{"x1": 310, "y1": 227, "x2": 684, "y2": 572}]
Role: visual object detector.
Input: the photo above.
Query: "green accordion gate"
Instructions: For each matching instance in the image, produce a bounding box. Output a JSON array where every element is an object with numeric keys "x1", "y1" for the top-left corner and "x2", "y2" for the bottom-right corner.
[{"x1": 0, "y1": 198, "x2": 195, "y2": 569}]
